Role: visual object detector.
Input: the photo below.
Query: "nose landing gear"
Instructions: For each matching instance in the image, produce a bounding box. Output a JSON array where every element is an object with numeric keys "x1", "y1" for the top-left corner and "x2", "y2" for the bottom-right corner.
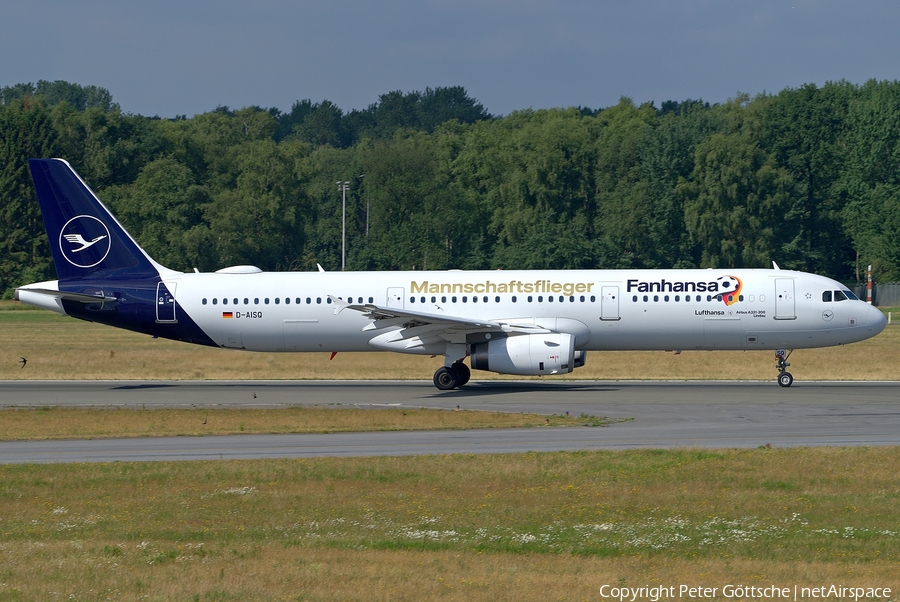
[{"x1": 775, "y1": 349, "x2": 793, "y2": 387}]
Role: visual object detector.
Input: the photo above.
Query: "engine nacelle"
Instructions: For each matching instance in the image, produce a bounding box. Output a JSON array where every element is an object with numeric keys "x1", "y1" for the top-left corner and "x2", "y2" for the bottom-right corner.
[
  {"x1": 574, "y1": 350, "x2": 587, "y2": 368},
  {"x1": 471, "y1": 333, "x2": 576, "y2": 376}
]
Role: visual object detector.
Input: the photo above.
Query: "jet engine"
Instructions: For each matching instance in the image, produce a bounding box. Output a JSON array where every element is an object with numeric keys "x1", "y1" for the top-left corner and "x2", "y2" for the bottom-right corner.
[{"x1": 471, "y1": 333, "x2": 576, "y2": 375}]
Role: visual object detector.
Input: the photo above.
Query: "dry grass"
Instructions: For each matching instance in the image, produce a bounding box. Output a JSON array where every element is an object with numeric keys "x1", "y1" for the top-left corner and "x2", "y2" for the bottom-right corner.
[
  {"x1": 1, "y1": 546, "x2": 896, "y2": 601},
  {"x1": 3, "y1": 303, "x2": 898, "y2": 381},
  {"x1": 0, "y1": 406, "x2": 599, "y2": 441},
  {"x1": 1, "y1": 448, "x2": 899, "y2": 600}
]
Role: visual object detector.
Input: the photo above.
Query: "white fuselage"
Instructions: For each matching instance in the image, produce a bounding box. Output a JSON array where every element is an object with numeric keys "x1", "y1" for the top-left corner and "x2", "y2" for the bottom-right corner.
[{"x1": 159, "y1": 268, "x2": 884, "y2": 354}]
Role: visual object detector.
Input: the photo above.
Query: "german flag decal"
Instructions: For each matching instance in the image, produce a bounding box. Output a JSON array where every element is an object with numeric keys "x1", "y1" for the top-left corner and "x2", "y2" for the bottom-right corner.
[{"x1": 222, "y1": 312, "x2": 233, "y2": 319}]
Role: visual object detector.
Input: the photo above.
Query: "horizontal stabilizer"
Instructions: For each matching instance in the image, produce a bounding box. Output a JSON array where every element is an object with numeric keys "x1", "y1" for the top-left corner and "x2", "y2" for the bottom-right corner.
[{"x1": 15, "y1": 287, "x2": 117, "y2": 303}]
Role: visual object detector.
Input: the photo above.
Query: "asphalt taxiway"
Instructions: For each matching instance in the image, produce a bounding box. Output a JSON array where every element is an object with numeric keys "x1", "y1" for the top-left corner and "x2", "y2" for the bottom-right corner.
[{"x1": 1, "y1": 380, "x2": 898, "y2": 463}]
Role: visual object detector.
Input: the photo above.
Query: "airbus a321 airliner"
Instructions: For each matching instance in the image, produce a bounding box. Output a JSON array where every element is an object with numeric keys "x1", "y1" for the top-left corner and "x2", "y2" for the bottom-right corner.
[{"x1": 15, "y1": 159, "x2": 887, "y2": 389}]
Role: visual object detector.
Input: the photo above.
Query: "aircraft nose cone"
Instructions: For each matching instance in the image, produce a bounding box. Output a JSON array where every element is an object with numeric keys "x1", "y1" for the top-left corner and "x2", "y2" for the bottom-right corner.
[{"x1": 868, "y1": 304, "x2": 887, "y2": 334}]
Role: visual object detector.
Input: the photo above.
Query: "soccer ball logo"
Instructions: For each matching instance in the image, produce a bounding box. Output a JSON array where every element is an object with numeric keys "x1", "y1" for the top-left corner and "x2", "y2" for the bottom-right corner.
[{"x1": 716, "y1": 275, "x2": 742, "y2": 306}]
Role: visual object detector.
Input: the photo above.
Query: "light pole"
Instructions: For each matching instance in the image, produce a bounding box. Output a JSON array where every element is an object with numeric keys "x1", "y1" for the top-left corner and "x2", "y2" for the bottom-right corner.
[{"x1": 337, "y1": 181, "x2": 349, "y2": 270}]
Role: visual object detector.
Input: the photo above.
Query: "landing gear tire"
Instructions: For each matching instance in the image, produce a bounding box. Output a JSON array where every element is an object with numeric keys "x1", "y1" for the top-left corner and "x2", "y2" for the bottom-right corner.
[
  {"x1": 777, "y1": 371, "x2": 794, "y2": 388},
  {"x1": 452, "y1": 362, "x2": 471, "y2": 387},
  {"x1": 775, "y1": 349, "x2": 794, "y2": 387},
  {"x1": 433, "y1": 367, "x2": 458, "y2": 390}
]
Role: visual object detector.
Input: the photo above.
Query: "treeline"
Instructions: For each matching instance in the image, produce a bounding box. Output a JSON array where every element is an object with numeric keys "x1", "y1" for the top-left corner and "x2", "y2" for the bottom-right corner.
[{"x1": 2, "y1": 79, "x2": 900, "y2": 297}]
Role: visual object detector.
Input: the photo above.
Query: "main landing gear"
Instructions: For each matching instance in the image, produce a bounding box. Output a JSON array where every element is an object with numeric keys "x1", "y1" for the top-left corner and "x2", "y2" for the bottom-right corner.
[
  {"x1": 775, "y1": 349, "x2": 793, "y2": 387},
  {"x1": 433, "y1": 361, "x2": 471, "y2": 390}
]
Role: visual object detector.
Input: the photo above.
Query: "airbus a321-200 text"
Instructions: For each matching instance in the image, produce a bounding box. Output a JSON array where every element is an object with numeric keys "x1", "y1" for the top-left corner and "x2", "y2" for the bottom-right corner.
[{"x1": 15, "y1": 159, "x2": 887, "y2": 390}]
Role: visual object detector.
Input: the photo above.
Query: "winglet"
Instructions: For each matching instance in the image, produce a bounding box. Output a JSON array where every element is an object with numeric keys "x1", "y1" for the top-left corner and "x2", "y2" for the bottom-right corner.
[{"x1": 328, "y1": 295, "x2": 350, "y2": 315}]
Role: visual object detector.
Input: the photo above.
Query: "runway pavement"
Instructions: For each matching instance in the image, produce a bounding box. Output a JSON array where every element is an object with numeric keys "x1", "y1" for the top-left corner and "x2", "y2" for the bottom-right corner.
[{"x1": 1, "y1": 380, "x2": 898, "y2": 463}]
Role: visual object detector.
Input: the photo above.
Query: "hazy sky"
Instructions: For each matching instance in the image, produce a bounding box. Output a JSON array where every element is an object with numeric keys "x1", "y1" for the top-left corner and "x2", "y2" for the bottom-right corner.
[{"x1": 3, "y1": 0, "x2": 899, "y2": 117}]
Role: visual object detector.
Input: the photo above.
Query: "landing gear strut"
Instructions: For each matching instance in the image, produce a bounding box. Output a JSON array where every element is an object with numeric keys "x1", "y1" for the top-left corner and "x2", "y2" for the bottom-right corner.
[
  {"x1": 433, "y1": 361, "x2": 471, "y2": 390},
  {"x1": 775, "y1": 349, "x2": 793, "y2": 387}
]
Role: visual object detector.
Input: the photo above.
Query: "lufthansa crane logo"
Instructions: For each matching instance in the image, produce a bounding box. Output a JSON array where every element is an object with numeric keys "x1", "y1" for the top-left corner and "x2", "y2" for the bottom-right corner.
[{"x1": 59, "y1": 215, "x2": 111, "y2": 268}]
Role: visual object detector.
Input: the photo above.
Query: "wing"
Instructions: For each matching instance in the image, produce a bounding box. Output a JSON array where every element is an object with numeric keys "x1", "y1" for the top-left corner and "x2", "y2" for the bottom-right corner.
[{"x1": 328, "y1": 296, "x2": 550, "y2": 336}]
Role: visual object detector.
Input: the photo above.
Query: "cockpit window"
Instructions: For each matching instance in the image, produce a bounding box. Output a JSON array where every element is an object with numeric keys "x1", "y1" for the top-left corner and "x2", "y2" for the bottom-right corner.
[
  {"x1": 833, "y1": 290, "x2": 847, "y2": 302},
  {"x1": 843, "y1": 289, "x2": 859, "y2": 300},
  {"x1": 822, "y1": 291, "x2": 832, "y2": 302}
]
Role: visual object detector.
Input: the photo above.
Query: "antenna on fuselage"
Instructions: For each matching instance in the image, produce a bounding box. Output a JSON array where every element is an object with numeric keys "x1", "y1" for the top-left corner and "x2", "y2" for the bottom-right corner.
[{"x1": 772, "y1": 261, "x2": 781, "y2": 270}]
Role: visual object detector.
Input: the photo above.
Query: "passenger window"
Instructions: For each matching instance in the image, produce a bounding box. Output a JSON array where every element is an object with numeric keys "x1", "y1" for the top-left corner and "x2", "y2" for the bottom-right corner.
[
  {"x1": 834, "y1": 290, "x2": 847, "y2": 302},
  {"x1": 368, "y1": 297, "x2": 374, "y2": 303},
  {"x1": 452, "y1": 296, "x2": 457, "y2": 303},
  {"x1": 245, "y1": 298, "x2": 250, "y2": 305},
  {"x1": 472, "y1": 296, "x2": 478, "y2": 303},
  {"x1": 233, "y1": 298, "x2": 238, "y2": 305},
  {"x1": 643, "y1": 295, "x2": 648, "y2": 302},
  {"x1": 590, "y1": 296, "x2": 596, "y2": 302},
  {"x1": 254, "y1": 298, "x2": 259, "y2": 304},
  {"x1": 202, "y1": 298, "x2": 207, "y2": 305},
  {"x1": 212, "y1": 298, "x2": 218, "y2": 305},
  {"x1": 512, "y1": 296, "x2": 517, "y2": 303},
  {"x1": 431, "y1": 296, "x2": 436, "y2": 303},
  {"x1": 275, "y1": 298, "x2": 280, "y2": 304},
  {"x1": 410, "y1": 297, "x2": 415, "y2": 303},
  {"x1": 265, "y1": 298, "x2": 270, "y2": 304},
  {"x1": 441, "y1": 296, "x2": 447, "y2": 303},
  {"x1": 462, "y1": 296, "x2": 468, "y2": 303},
  {"x1": 664, "y1": 295, "x2": 670, "y2": 302},
  {"x1": 316, "y1": 298, "x2": 321, "y2": 304},
  {"x1": 306, "y1": 297, "x2": 311, "y2": 304},
  {"x1": 674, "y1": 295, "x2": 680, "y2": 302},
  {"x1": 223, "y1": 298, "x2": 228, "y2": 305},
  {"x1": 653, "y1": 295, "x2": 659, "y2": 302},
  {"x1": 632, "y1": 295, "x2": 637, "y2": 302},
  {"x1": 295, "y1": 298, "x2": 301, "y2": 304},
  {"x1": 548, "y1": 296, "x2": 553, "y2": 303}
]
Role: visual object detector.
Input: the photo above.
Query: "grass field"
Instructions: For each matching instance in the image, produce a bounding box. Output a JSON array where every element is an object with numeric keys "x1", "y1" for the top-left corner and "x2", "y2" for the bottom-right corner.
[
  {"x1": 1, "y1": 448, "x2": 898, "y2": 600},
  {"x1": 3, "y1": 302, "x2": 899, "y2": 600},
  {"x1": 2, "y1": 302, "x2": 898, "y2": 381},
  {"x1": 0, "y1": 406, "x2": 612, "y2": 441}
]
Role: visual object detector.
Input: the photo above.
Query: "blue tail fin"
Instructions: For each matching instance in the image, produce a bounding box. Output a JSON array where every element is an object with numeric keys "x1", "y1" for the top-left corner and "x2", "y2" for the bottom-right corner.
[{"x1": 28, "y1": 158, "x2": 161, "y2": 280}]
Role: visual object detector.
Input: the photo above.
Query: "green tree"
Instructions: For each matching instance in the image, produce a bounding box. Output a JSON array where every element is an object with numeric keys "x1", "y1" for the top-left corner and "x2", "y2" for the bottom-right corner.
[
  {"x1": 679, "y1": 133, "x2": 797, "y2": 268},
  {"x1": 761, "y1": 82, "x2": 855, "y2": 277},
  {"x1": 204, "y1": 139, "x2": 306, "y2": 270},
  {"x1": 0, "y1": 99, "x2": 60, "y2": 296},
  {"x1": 104, "y1": 157, "x2": 215, "y2": 271},
  {"x1": 840, "y1": 80, "x2": 900, "y2": 280}
]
